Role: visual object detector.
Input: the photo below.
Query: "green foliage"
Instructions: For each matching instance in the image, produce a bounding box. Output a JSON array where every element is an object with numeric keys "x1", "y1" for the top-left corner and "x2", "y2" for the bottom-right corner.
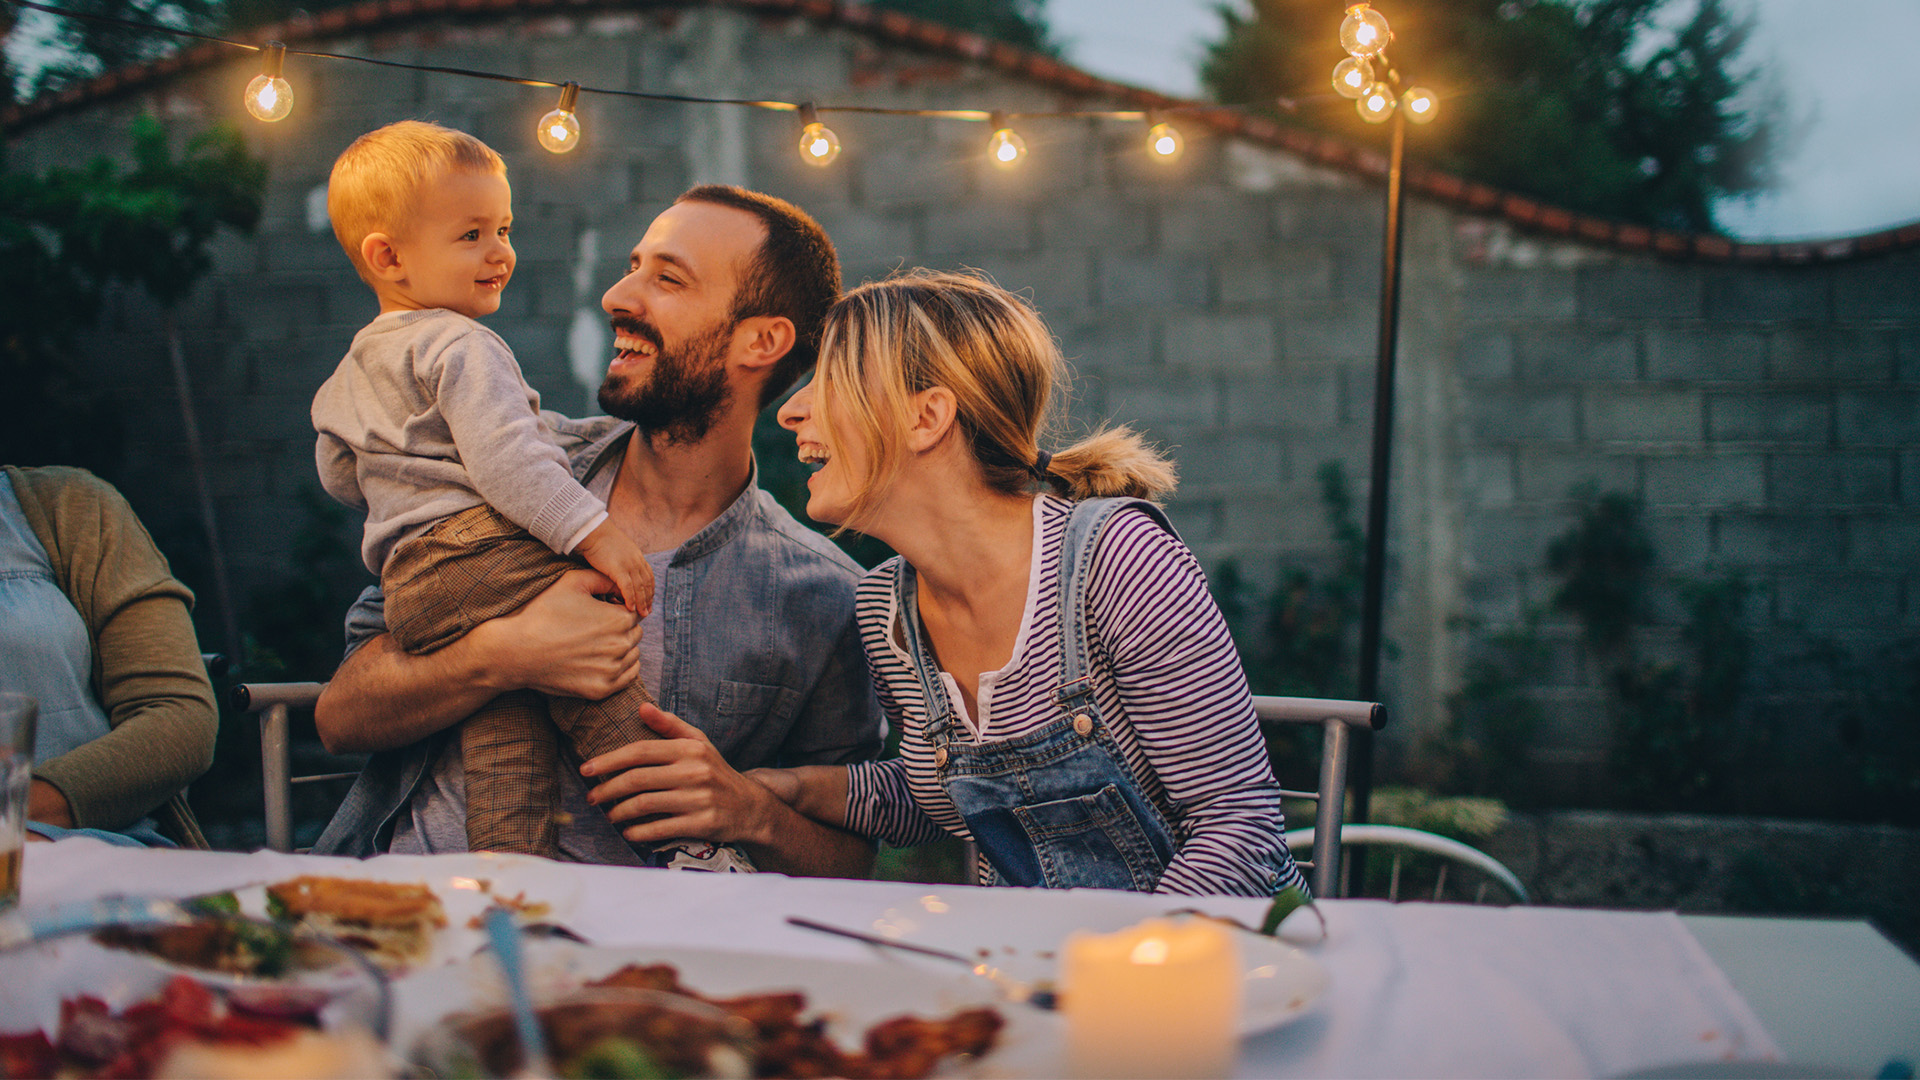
[
  {"x1": 1431, "y1": 617, "x2": 1548, "y2": 800},
  {"x1": 1217, "y1": 462, "x2": 1364, "y2": 699},
  {"x1": 0, "y1": 116, "x2": 266, "y2": 476},
  {"x1": 1546, "y1": 486, "x2": 1652, "y2": 655},
  {"x1": 1200, "y1": 0, "x2": 1777, "y2": 233},
  {"x1": 11, "y1": 0, "x2": 222, "y2": 101}
]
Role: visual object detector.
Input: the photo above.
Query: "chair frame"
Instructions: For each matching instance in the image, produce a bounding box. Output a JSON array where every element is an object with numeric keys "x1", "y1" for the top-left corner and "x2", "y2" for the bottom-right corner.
[
  {"x1": 228, "y1": 681, "x2": 338, "y2": 853},
  {"x1": 1250, "y1": 695, "x2": 1387, "y2": 898}
]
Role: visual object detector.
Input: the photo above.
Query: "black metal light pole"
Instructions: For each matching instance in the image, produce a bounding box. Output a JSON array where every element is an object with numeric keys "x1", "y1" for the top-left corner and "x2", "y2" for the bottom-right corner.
[{"x1": 1331, "y1": 3, "x2": 1436, "y2": 831}]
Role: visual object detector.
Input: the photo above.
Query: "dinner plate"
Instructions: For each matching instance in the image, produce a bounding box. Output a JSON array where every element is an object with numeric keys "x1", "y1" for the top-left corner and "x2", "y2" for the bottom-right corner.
[
  {"x1": 225, "y1": 852, "x2": 583, "y2": 972},
  {"x1": 390, "y1": 939, "x2": 1064, "y2": 1078},
  {"x1": 862, "y1": 889, "x2": 1328, "y2": 1036}
]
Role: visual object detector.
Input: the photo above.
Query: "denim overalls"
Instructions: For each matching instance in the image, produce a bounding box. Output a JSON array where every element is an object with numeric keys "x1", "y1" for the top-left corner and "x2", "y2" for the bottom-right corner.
[{"x1": 895, "y1": 497, "x2": 1181, "y2": 891}]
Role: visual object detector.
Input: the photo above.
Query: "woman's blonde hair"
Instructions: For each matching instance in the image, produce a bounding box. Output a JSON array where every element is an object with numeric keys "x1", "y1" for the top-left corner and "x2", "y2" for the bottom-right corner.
[
  {"x1": 814, "y1": 268, "x2": 1176, "y2": 530},
  {"x1": 327, "y1": 120, "x2": 505, "y2": 286}
]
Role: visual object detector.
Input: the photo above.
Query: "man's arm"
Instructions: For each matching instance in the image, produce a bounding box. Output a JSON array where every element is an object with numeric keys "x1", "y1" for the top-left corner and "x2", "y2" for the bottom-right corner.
[
  {"x1": 582, "y1": 705, "x2": 875, "y2": 878},
  {"x1": 315, "y1": 568, "x2": 643, "y2": 754}
]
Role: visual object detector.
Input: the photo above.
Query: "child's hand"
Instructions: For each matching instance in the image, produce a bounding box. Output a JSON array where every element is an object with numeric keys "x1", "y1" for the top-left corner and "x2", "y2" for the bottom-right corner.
[{"x1": 576, "y1": 521, "x2": 655, "y2": 617}]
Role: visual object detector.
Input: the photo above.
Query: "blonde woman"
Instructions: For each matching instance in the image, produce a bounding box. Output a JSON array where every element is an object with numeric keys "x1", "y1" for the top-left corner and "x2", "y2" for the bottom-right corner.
[{"x1": 761, "y1": 269, "x2": 1305, "y2": 896}]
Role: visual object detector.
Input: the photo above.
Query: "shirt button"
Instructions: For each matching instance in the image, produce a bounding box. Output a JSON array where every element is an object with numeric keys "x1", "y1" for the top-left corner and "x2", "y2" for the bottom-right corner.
[
  {"x1": 933, "y1": 746, "x2": 949, "y2": 768},
  {"x1": 1072, "y1": 712, "x2": 1094, "y2": 736}
]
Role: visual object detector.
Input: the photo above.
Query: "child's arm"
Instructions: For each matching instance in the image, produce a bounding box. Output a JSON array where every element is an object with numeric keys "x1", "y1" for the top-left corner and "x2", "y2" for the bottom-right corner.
[{"x1": 573, "y1": 520, "x2": 655, "y2": 616}]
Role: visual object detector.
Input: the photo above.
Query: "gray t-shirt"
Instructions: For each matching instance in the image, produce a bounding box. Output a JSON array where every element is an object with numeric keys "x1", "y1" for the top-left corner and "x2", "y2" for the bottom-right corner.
[{"x1": 387, "y1": 469, "x2": 671, "y2": 864}]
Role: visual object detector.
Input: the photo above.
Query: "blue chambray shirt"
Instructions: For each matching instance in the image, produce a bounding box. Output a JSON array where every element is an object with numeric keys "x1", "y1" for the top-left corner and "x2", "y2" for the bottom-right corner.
[{"x1": 311, "y1": 414, "x2": 885, "y2": 859}]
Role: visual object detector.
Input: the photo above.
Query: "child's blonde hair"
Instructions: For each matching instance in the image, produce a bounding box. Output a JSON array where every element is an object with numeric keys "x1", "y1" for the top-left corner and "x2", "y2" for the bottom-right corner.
[
  {"x1": 814, "y1": 268, "x2": 1176, "y2": 531},
  {"x1": 327, "y1": 120, "x2": 505, "y2": 286}
]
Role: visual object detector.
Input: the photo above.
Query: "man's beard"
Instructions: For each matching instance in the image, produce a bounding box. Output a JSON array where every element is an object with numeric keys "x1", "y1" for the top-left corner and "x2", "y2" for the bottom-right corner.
[{"x1": 597, "y1": 315, "x2": 734, "y2": 446}]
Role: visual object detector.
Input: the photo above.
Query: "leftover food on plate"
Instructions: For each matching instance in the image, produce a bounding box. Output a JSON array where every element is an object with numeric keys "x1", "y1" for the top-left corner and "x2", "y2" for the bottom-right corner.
[
  {"x1": 0, "y1": 974, "x2": 387, "y2": 1080},
  {"x1": 266, "y1": 875, "x2": 446, "y2": 971},
  {"x1": 429, "y1": 962, "x2": 1005, "y2": 1080}
]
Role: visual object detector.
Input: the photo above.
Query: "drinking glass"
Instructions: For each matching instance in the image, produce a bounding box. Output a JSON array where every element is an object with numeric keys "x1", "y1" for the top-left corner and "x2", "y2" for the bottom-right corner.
[{"x1": 0, "y1": 693, "x2": 36, "y2": 915}]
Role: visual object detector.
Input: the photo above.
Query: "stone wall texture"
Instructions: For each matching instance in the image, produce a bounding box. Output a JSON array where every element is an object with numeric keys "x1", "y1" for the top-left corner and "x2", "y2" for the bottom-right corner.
[{"x1": 7, "y1": 4, "x2": 1918, "y2": 801}]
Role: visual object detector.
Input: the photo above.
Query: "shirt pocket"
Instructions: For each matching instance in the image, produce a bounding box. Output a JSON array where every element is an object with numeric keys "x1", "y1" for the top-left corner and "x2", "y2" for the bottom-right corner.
[{"x1": 710, "y1": 679, "x2": 803, "y2": 743}]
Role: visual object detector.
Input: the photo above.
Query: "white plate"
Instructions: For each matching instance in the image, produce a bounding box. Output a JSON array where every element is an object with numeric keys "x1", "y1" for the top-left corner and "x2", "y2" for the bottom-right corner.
[
  {"x1": 862, "y1": 889, "x2": 1328, "y2": 1036},
  {"x1": 391, "y1": 939, "x2": 1064, "y2": 1078},
  {"x1": 226, "y1": 853, "x2": 583, "y2": 972}
]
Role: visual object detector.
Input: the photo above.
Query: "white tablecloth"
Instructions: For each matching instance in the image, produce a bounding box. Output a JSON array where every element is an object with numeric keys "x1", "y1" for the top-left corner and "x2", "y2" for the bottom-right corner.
[{"x1": 10, "y1": 837, "x2": 1784, "y2": 1078}]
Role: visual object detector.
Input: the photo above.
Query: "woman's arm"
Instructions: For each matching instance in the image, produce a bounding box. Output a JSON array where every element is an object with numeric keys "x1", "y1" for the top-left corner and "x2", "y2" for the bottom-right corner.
[
  {"x1": 17, "y1": 468, "x2": 217, "y2": 831},
  {"x1": 1091, "y1": 510, "x2": 1301, "y2": 898}
]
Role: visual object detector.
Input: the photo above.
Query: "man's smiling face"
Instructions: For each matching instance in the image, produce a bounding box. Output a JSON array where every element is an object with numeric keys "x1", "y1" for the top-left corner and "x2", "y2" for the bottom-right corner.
[{"x1": 597, "y1": 201, "x2": 768, "y2": 443}]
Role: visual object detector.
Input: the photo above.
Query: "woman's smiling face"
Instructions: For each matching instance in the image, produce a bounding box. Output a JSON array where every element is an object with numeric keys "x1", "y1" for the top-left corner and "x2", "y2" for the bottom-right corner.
[{"x1": 777, "y1": 376, "x2": 869, "y2": 528}]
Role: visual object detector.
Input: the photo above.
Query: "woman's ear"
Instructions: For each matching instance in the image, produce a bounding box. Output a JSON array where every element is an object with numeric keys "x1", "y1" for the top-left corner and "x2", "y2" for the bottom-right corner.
[
  {"x1": 361, "y1": 233, "x2": 404, "y2": 282},
  {"x1": 905, "y1": 386, "x2": 958, "y2": 453}
]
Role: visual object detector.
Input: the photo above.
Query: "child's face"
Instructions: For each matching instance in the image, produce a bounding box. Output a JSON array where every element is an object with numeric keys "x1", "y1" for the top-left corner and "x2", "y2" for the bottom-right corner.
[{"x1": 383, "y1": 167, "x2": 515, "y2": 319}]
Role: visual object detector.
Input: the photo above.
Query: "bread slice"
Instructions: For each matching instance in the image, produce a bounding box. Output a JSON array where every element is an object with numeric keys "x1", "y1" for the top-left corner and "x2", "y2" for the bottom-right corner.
[{"x1": 266, "y1": 875, "x2": 446, "y2": 970}]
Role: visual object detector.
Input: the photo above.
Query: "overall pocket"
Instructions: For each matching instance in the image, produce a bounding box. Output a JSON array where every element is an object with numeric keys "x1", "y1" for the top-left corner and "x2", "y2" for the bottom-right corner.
[{"x1": 1012, "y1": 783, "x2": 1171, "y2": 891}]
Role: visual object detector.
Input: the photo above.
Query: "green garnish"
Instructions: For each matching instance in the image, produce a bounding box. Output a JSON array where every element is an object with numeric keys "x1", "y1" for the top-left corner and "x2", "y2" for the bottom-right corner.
[{"x1": 563, "y1": 1037, "x2": 672, "y2": 1080}]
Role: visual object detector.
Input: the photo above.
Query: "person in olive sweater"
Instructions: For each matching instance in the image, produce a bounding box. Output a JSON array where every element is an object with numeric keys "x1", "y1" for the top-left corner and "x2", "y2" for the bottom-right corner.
[{"x1": 1, "y1": 465, "x2": 216, "y2": 847}]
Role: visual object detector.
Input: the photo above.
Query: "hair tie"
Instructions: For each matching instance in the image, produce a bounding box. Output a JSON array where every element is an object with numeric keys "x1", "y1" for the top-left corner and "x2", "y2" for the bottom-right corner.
[{"x1": 1030, "y1": 449, "x2": 1054, "y2": 480}]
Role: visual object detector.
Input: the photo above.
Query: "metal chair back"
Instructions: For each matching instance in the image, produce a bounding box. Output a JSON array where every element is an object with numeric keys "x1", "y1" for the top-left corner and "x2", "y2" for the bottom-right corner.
[
  {"x1": 1250, "y1": 695, "x2": 1388, "y2": 898},
  {"x1": 228, "y1": 681, "x2": 350, "y2": 853}
]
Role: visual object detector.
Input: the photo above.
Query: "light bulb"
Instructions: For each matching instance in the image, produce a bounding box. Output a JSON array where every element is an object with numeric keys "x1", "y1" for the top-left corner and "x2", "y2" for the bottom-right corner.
[
  {"x1": 1147, "y1": 121, "x2": 1183, "y2": 161},
  {"x1": 1340, "y1": 3, "x2": 1392, "y2": 58},
  {"x1": 1332, "y1": 55, "x2": 1373, "y2": 99},
  {"x1": 1357, "y1": 80, "x2": 1396, "y2": 123},
  {"x1": 987, "y1": 124, "x2": 1026, "y2": 168},
  {"x1": 244, "y1": 42, "x2": 292, "y2": 122},
  {"x1": 1402, "y1": 86, "x2": 1438, "y2": 124},
  {"x1": 796, "y1": 104, "x2": 840, "y2": 166},
  {"x1": 538, "y1": 82, "x2": 581, "y2": 154}
]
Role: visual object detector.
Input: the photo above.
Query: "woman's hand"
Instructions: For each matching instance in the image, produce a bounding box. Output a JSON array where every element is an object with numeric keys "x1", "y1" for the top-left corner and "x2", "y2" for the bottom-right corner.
[
  {"x1": 581, "y1": 704, "x2": 785, "y2": 848},
  {"x1": 746, "y1": 767, "x2": 801, "y2": 805},
  {"x1": 28, "y1": 778, "x2": 75, "y2": 832}
]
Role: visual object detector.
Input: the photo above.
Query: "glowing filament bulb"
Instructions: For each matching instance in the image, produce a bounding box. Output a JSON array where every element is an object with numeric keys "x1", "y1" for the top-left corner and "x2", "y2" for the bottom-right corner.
[
  {"x1": 987, "y1": 116, "x2": 1026, "y2": 168},
  {"x1": 1357, "y1": 80, "x2": 1396, "y2": 122},
  {"x1": 797, "y1": 104, "x2": 841, "y2": 166},
  {"x1": 1147, "y1": 121, "x2": 1183, "y2": 161},
  {"x1": 244, "y1": 42, "x2": 292, "y2": 122},
  {"x1": 538, "y1": 82, "x2": 582, "y2": 154},
  {"x1": 1332, "y1": 55, "x2": 1373, "y2": 99},
  {"x1": 1340, "y1": 3, "x2": 1392, "y2": 58},
  {"x1": 1402, "y1": 86, "x2": 1438, "y2": 123}
]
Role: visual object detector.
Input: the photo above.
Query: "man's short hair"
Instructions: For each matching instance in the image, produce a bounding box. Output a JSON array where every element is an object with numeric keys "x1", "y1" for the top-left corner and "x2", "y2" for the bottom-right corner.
[
  {"x1": 328, "y1": 120, "x2": 505, "y2": 286},
  {"x1": 674, "y1": 185, "x2": 841, "y2": 408}
]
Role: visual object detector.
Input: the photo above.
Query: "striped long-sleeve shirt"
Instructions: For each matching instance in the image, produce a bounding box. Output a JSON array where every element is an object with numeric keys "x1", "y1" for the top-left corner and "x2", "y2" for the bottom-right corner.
[{"x1": 844, "y1": 495, "x2": 1306, "y2": 897}]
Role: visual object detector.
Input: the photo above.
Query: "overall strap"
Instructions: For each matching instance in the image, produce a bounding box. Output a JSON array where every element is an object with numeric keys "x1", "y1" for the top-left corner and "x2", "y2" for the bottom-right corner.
[
  {"x1": 891, "y1": 557, "x2": 959, "y2": 751},
  {"x1": 1055, "y1": 497, "x2": 1180, "y2": 710}
]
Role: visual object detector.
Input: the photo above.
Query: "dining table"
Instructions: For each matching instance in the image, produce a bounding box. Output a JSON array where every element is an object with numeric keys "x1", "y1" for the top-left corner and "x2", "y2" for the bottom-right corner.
[{"x1": 5, "y1": 835, "x2": 1918, "y2": 1079}]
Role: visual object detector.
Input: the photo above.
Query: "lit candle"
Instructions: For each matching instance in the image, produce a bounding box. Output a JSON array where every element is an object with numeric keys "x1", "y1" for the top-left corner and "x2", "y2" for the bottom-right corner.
[{"x1": 1061, "y1": 917, "x2": 1240, "y2": 1079}]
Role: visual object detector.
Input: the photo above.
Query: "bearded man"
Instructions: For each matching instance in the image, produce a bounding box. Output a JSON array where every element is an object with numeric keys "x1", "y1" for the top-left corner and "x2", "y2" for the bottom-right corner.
[{"x1": 311, "y1": 186, "x2": 884, "y2": 876}]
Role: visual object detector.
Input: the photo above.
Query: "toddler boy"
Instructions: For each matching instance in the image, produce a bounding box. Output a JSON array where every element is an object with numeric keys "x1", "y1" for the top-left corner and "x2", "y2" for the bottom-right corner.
[{"x1": 312, "y1": 120, "x2": 662, "y2": 860}]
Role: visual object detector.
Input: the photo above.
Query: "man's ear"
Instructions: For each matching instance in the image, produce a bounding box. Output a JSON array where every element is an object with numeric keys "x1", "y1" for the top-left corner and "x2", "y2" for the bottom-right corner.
[
  {"x1": 905, "y1": 386, "x2": 958, "y2": 453},
  {"x1": 361, "y1": 233, "x2": 405, "y2": 282},
  {"x1": 732, "y1": 315, "x2": 797, "y2": 376}
]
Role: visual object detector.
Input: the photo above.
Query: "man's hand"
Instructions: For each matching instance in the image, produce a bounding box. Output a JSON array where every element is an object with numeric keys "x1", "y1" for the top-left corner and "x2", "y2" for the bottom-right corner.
[
  {"x1": 473, "y1": 568, "x2": 642, "y2": 701},
  {"x1": 316, "y1": 568, "x2": 642, "y2": 754}
]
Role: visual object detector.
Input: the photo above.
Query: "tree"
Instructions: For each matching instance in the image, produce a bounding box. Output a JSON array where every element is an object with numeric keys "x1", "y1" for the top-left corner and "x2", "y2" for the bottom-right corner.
[
  {"x1": 870, "y1": 0, "x2": 1059, "y2": 55},
  {"x1": 1201, "y1": 0, "x2": 1777, "y2": 233},
  {"x1": 6, "y1": 0, "x2": 222, "y2": 101},
  {"x1": 0, "y1": 115, "x2": 266, "y2": 654}
]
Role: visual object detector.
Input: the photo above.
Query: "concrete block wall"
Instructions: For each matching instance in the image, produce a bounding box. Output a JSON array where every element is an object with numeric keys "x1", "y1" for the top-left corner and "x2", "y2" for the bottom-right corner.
[{"x1": 9, "y1": 8, "x2": 1919, "y2": 793}]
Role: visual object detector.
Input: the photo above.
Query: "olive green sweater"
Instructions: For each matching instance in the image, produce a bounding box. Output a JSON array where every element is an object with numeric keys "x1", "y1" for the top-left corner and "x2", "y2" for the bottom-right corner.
[{"x1": 4, "y1": 465, "x2": 215, "y2": 846}]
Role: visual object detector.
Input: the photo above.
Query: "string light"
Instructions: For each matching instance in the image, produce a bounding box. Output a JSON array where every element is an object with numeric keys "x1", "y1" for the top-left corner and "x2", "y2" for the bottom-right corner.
[
  {"x1": 1146, "y1": 115, "x2": 1183, "y2": 162},
  {"x1": 1339, "y1": 3, "x2": 1392, "y2": 58},
  {"x1": 987, "y1": 112, "x2": 1027, "y2": 168},
  {"x1": 1331, "y1": 56, "x2": 1372, "y2": 100},
  {"x1": 796, "y1": 102, "x2": 841, "y2": 167},
  {"x1": 243, "y1": 41, "x2": 292, "y2": 122},
  {"x1": 1401, "y1": 86, "x2": 1438, "y2": 124},
  {"x1": 1357, "y1": 80, "x2": 1396, "y2": 123},
  {"x1": 537, "y1": 82, "x2": 581, "y2": 153}
]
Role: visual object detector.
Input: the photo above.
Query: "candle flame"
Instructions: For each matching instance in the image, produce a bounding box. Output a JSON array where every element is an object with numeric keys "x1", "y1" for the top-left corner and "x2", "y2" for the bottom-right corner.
[{"x1": 1129, "y1": 937, "x2": 1170, "y2": 965}]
